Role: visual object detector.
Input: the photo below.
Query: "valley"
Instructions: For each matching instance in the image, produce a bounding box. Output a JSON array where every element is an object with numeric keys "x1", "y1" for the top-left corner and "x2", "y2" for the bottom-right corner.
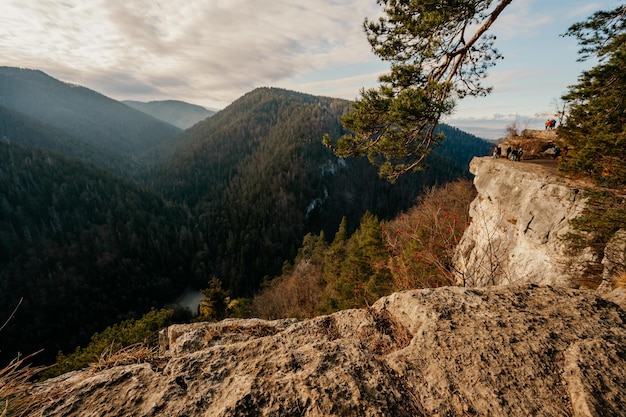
[{"x1": 0, "y1": 68, "x2": 492, "y2": 366}]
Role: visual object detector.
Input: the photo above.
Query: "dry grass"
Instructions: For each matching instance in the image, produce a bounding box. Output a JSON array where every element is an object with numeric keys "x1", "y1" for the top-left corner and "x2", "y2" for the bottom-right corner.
[
  {"x1": 0, "y1": 352, "x2": 47, "y2": 417},
  {"x1": 203, "y1": 322, "x2": 282, "y2": 346},
  {"x1": 90, "y1": 343, "x2": 166, "y2": 372}
]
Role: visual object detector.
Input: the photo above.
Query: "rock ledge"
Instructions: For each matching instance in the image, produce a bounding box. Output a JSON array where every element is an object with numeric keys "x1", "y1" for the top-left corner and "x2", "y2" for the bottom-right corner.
[{"x1": 37, "y1": 284, "x2": 626, "y2": 417}]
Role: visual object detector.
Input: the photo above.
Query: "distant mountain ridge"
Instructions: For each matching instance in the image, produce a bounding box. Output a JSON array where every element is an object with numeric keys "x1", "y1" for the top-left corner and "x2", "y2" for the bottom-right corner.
[
  {"x1": 0, "y1": 67, "x2": 181, "y2": 174},
  {"x1": 0, "y1": 103, "x2": 132, "y2": 175},
  {"x1": 123, "y1": 99, "x2": 215, "y2": 129}
]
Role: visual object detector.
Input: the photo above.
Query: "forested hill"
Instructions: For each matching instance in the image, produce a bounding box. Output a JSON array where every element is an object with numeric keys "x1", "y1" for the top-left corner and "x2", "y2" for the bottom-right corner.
[
  {"x1": 436, "y1": 124, "x2": 492, "y2": 167},
  {"x1": 0, "y1": 104, "x2": 132, "y2": 176},
  {"x1": 123, "y1": 99, "x2": 216, "y2": 129},
  {"x1": 0, "y1": 80, "x2": 490, "y2": 365},
  {"x1": 0, "y1": 141, "x2": 205, "y2": 365},
  {"x1": 150, "y1": 87, "x2": 492, "y2": 296},
  {"x1": 0, "y1": 67, "x2": 181, "y2": 174}
]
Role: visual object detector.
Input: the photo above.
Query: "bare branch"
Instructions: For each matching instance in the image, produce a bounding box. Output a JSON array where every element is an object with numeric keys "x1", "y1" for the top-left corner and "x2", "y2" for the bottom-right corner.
[{"x1": 0, "y1": 298, "x2": 23, "y2": 333}]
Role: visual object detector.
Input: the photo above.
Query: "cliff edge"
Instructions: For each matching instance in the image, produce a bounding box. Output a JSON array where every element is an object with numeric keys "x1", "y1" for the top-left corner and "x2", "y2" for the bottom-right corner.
[
  {"x1": 35, "y1": 285, "x2": 626, "y2": 416},
  {"x1": 453, "y1": 157, "x2": 596, "y2": 288}
]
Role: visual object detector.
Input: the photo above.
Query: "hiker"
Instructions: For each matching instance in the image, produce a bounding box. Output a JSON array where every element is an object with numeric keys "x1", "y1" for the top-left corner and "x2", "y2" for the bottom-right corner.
[
  {"x1": 493, "y1": 145, "x2": 499, "y2": 158},
  {"x1": 550, "y1": 119, "x2": 556, "y2": 130},
  {"x1": 511, "y1": 147, "x2": 523, "y2": 161},
  {"x1": 506, "y1": 145, "x2": 512, "y2": 159},
  {"x1": 545, "y1": 119, "x2": 551, "y2": 130}
]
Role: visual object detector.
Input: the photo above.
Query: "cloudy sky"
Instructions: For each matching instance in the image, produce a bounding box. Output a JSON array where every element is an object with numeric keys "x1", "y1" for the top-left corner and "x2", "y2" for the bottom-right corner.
[{"x1": 0, "y1": 0, "x2": 618, "y2": 139}]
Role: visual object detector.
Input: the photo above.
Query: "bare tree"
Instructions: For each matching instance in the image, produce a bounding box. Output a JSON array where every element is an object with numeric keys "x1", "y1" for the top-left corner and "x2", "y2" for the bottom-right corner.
[
  {"x1": 505, "y1": 121, "x2": 519, "y2": 137},
  {"x1": 550, "y1": 97, "x2": 568, "y2": 124}
]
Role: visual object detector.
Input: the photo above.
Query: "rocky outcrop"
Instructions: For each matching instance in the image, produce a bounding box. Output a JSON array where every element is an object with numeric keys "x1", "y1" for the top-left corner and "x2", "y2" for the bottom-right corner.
[
  {"x1": 498, "y1": 129, "x2": 560, "y2": 160},
  {"x1": 601, "y1": 230, "x2": 626, "y2": 286},
  {"x1": 598, "y1": 230, "x2": 626, "y2": 307},
  {"x1": 35, "y1": 284, "x2": 626, "y2": 417},
  {"x1": 27, "y1": 154, "x2": 626, "y2": 416},
  {"x1": 453, "y1": 157, "x2": 595, "y2": 288}
]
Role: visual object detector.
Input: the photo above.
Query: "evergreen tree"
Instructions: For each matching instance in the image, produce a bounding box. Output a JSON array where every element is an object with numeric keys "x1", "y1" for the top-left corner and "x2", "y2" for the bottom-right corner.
[
  {"x1": 341, "y1": 212, "x2": 393, "y2": 307},
  {"x1": 198, "y1": 277, "x2": 230, "y2": 321},
  {"x1": 322, "y1": 217, "x2": 349, "y2": 285},
  {"x1": 559, "y1": 4, "x2": 626, "y2": 188},
  {"x1": 558, "y1": 4, "x2": 626, "y2": 286},
  {"x1": 321, "y1": 213, "x2": 392, "y2": 311},
  {"x1": 324, "y1": 0, "x2": 512, "y2": 181}
]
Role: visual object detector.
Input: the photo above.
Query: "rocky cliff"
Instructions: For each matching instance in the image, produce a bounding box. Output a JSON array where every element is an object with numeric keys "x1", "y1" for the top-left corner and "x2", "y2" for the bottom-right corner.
[
  {"x1": 34, "y1": 285, "x2": 626, "y2": 416},
  {"x1": 453, "y1": 157, "x2": 595, "y2": 288}
]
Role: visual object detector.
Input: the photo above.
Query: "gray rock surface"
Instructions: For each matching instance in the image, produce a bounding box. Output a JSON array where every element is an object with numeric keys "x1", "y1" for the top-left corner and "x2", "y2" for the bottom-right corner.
[
  {"x1": 37, "y1": 285, "x2": 626, "y2": 417},
  {"x1": 601, "y1": 229, "x2": 626, "y2": 285},
  {"x1": 453, "y1": 157, "x2": 595, "y2": 287},
  {"x1": 598, "y1": 229, "x2": 626, "y2": 308}
]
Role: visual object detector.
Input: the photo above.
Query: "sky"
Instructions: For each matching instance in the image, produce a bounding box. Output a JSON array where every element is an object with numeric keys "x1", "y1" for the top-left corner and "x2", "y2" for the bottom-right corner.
[{"x1": 0, "y1": 0, "x2": 620, "y2": 140}]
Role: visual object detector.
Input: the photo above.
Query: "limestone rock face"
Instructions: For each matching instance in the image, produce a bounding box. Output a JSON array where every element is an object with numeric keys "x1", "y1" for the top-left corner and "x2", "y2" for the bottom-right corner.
[
  {"x1": 453, "y1": 157, "x2": 594, "y2": 287},
  {"x1": 37, "y1": 285, "x2": 626, "y2": 417},
  {"x1": 601, "y1": 229, "x2": 626, "y2": 284},
  {"x1": 598, "y1": 229, "x2": 626, "y2": 308}
]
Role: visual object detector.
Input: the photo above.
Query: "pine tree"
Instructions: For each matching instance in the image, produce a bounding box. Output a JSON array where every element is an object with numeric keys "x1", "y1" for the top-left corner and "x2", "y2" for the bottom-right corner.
[
  {"x1": 559, "y1": 4, "x2": 626, "y2": 188},
  {"x1": 198, "y1": 277, "x2": 230, "y2": 321},
  {"x1": 322, "y1": 217, "x2": 349, "y2": 286},
  {"x1": 322, "y1": 213, "x2": 392, "y2": 310},
  {"x1": 324, "y1": 0, "x2": 513, "y2": 181}
]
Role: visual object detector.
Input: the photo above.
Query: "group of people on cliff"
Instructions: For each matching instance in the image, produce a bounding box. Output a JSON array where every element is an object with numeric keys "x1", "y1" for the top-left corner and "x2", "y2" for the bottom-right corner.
[
  {"x1": 551, "y1": 144, "x2": 569, "y2": 158},
  {"x1": 545, "y1": 119, "x2": 557, "y2": 130},
  {"x1": 493, "y1": 144, "x2": 523, "y2": 161}
]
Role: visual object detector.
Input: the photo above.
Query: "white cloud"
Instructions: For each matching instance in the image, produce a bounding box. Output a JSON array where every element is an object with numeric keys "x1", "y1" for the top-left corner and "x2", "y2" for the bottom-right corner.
[
  {"x1": 0, "y1": 0, "x2": 380, "y2": 107},
  {"x1": 0, "y1": 0, "x2": 617, "y2": 113}
]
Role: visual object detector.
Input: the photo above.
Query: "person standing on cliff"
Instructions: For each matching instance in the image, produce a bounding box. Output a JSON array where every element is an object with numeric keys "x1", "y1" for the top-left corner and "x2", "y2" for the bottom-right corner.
[{"x1": 506, "y1": 145, "x2": 512, "y2": 159}]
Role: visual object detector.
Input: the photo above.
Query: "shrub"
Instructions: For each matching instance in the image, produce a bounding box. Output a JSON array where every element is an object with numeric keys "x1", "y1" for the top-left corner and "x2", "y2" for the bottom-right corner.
[
  {"x1": 382, "y1": 179, "x2": 475, "y2": 289},
  {"x1": 42, "y1": 309, "x2": 174, "y2": 379},
  {"x1": 252, "y1": 232, "x2": 327, "y2": 319}
]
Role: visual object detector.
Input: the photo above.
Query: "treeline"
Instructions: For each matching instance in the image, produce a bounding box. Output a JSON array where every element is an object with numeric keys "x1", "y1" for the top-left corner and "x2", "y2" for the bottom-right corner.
[
  {"x1": 0, "y1": 67, "x2": 182, "y2": 176},
  {"x1": 0, "y1": 104, "x2": 132, "y2": 176},
  {"x1": 0, "y1": 142, "x2": 206, "y2": 364},
  {"x1": 251, "y1": 179, "x2": 476, "y2": 319}
]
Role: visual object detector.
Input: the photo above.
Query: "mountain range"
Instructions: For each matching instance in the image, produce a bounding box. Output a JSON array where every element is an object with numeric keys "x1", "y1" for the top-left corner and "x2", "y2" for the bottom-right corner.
[
  {"x1": 0, "y1": 67, "x2": 182, "y2": 176},
  {"x1": 0, "y1": 67, "x2": 492, "y2": 364},
  {"x1": 123, "y1": 99, "x2": 216, "y2": 129}
]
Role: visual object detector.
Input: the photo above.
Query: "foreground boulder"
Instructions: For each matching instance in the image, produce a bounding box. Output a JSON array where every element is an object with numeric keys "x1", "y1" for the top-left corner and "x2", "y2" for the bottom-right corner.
[{"x1": 37, "y1": 285, "x2": 626, "y2": 416}]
